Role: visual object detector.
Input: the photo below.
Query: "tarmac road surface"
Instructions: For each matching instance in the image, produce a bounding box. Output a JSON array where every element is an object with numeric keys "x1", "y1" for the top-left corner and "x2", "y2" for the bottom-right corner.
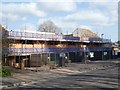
[{"x1": 7, "y1": 66, "x2": 119, "y2": 90}]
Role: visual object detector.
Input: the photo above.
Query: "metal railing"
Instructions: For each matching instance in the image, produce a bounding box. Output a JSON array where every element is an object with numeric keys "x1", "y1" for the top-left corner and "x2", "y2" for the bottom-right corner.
[
  {"x1": 8, "y1": 47, "x2": 112, "y2": 55},
  {"x1": 8, "y1": 31, "x2": 112, "y2": 42},
  {"x1": 89, "y1": 37, "x2": 111, "y2": 42},
  {"x1": 8, "y1": 31, "x2": 80, "y2": 41},
  {"x1": 89, "y1": 47, "x2": 112, "y2": 51},
  {"x1": 8, "y1": 47, "x2": 88, "y2": 55}
]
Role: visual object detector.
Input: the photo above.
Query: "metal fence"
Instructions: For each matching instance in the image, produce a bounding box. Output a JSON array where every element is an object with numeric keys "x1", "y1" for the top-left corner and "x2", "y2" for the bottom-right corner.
[
  {"x1": 8, "y1": 31, "x2": 112, "y2": 42},
  {"x1": 89, "y1": 37, "x2": 111, "y2": 42},
  {"x1": 8, "y1": 31, "x2": 80, "y2": 41},
  {"x1": 8, "y1": 47, "x2": 112, "y2": 55}
]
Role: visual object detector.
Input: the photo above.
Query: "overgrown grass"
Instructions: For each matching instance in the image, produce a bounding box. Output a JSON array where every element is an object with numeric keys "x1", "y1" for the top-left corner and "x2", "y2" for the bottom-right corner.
[{"x1": 0, "y1": 67, "x2": 11, "y2": 77}]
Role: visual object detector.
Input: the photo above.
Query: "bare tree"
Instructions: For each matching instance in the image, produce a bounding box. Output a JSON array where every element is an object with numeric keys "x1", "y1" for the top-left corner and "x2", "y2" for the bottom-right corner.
[{"x1": 38, "y1": 20, "x2": 62, "y2": 35}]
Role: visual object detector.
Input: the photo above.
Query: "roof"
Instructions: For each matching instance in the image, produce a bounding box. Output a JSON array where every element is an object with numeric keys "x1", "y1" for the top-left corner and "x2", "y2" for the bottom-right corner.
[
  {"x1": 73, "y1": 28, "x2": 99, "y2": 38},
  {"x1": 73, "y1": 28, "x2": 99, "y2": 41}
]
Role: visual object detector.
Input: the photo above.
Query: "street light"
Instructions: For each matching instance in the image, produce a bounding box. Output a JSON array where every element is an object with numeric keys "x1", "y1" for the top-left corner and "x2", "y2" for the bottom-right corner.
[
  {"x1": 101, "y1": 34, "x2": 104, "y2": 60},
  {"x1": 83, "y1": 45, "x2": 86, "y2": 64},
  {"x1": 57, "y1": 44, "x2": 64, "y2": 67}
]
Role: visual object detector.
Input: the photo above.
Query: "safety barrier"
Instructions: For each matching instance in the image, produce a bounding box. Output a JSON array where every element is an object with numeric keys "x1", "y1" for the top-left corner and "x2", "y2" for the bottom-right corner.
[
  {"x1": 8, "y1": 31, "x2": 111, "y2": 42},
  {"x1": 8, "y1": 31, "x2": 80, "y2": 41},
  {"x1": 89, "y1": 37, "x2": 111, "y2": 42},
  {"x1": 8, "y1": 47, "x2": 87, "y2": 55},
  {"x1": 62, "y1": 36, "x2": 80, "y2": 41},
  {"x1": 8, "y1": 47, "x2": 112, "y2": 55},
  {"x1": 89, "y1": 47, "x2": 112, "y2": 51}
]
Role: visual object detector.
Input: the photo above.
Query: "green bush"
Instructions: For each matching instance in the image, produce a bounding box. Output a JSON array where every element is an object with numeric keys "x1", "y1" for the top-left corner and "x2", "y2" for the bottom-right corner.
[{"x1": 0, "y1": 67, "x2": 11, "y2": 77}]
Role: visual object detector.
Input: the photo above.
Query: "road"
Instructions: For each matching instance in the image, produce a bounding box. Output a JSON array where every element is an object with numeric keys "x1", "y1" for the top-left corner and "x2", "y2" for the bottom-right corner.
[{"x1": 8, "y1": 65, "x2": 119, "y2": 90}]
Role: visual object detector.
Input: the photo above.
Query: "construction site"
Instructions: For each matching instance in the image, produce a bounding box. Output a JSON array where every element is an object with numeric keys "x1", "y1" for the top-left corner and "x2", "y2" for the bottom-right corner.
[{"x1": 1, "y1": 24, "x2": 119, "y2": 69}]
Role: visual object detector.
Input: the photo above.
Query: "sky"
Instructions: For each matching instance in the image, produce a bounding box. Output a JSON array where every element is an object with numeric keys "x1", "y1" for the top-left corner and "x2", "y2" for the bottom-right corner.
[{"x1": 0, "y1": 0, "x2": 119, "y2": 42}]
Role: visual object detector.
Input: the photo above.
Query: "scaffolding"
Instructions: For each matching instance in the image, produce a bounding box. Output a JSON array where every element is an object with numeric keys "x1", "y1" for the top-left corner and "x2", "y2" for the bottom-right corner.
[{"x1": 7, "y1": 29, "x2": 113, "y2": 68}]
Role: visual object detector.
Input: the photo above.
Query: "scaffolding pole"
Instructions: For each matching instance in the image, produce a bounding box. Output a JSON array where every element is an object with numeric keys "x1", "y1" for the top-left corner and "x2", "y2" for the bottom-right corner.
[{"x1": 13, "y1": 30, "x2": 16, "y2": 67}]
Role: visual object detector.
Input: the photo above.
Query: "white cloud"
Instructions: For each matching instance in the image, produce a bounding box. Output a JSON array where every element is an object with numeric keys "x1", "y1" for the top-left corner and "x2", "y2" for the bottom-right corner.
[
  {"x1": 35, "y1": 0, "x2": 119, "y2": 3},
  {"x1": 89, "y1": 2, "x2": 118, "y2": 25},
  {"x1": 89, "y1": 2, "x2": 118, "y2": 11},
  {"x1": 2, "y1": 3, "x2": 46, "y2": 17},
  {"x1": 1, "y1": 0, "x2": 31, "y2": 2},
  {"x1": 2, "y1": 13, "x2": 26, "y2": 22},
  {"x1": 1, "y1": 3, "x2": 46, "y2": 22},
  {"x1": 64, "y1": 10, "x2": 110, "y2": 26},
  {"x1": 18, "y1": 23, "x2": 37, "y2": 32},
  {"x1": 36, "y1": 0, "x2": 77, "y2": 12},
  {"x1": 36, "y1": 1, "x2": 117, "y2": 27}
]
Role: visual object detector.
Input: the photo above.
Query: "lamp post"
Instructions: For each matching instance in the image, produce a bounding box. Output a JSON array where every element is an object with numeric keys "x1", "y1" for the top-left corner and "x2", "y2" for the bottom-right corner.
[
  {"x1": 109, "y1": 35, "x2": 111, "y2": 60},
  {"x1": 101, "y1": 34, "x2": 104, "y2": 60},
  {"x1": 57, "y1": 44, "x2": 63, "y2": 67},
  {"x1": 83, "y1": 45, "x2": 86, "y2": 64}
]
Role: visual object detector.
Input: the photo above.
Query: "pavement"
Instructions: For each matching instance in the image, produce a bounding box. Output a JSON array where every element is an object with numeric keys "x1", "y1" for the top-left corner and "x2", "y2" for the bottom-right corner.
[{"x1": 1, "y1": 58, "x2": 120, "y2": 89}]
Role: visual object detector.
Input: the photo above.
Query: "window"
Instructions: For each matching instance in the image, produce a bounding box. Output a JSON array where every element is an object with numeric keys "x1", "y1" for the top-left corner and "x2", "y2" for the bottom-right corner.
[
  {"x1": 90, "y1": 52, "x2": 94, "y2": 58},
  {"x1": 104, "y1": 52, "x2": 107, "y2": 55},
  {"x1": 20, "y1": 40, "x2": 33, "y2": 44},
  {"x1": 47, "y1": 41, "x2": 59, "y2": 45},
  {"x1": 16, "y1": 57, "x2": 20, "y2": 63}
]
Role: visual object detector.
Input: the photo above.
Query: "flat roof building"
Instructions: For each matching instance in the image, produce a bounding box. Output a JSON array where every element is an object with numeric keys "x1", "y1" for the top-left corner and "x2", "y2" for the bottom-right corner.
[{"x1": 1, "y1": 25, "x2": 117, "y2": 69}]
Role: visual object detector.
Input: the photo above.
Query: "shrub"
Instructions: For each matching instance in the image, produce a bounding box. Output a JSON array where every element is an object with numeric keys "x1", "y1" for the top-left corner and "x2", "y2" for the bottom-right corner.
[{"x1": 0, "y1": 67, "x2": 11, "y2": 77}]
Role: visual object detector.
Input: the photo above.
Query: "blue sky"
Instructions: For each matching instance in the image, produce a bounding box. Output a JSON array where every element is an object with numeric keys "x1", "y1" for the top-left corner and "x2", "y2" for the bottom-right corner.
[{"x1": 0, "y1": 0, "x2": 119, "y2": 42}]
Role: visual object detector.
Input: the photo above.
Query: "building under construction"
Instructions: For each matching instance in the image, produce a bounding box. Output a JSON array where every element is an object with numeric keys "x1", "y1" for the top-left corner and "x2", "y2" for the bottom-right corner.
[{"x1": 1, "y1": 25, "x2": 118, "y2": 69}]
